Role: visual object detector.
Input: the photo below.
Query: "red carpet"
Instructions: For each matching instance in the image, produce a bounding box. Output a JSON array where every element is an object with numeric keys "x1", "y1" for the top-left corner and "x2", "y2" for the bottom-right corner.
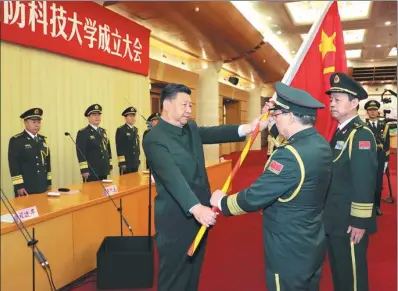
[{"x1": 72, "y1": 151, "x2": 397, "y2": 291}]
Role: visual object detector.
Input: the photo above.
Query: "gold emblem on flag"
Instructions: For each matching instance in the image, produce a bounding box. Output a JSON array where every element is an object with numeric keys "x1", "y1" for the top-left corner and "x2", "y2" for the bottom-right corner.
[{"x1": 334, "y1": 75, "x2": 340, "y2": 83}]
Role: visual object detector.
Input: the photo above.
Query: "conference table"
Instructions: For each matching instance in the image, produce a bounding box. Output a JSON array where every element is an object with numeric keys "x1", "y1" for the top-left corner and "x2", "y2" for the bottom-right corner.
[{"x1": 1, "y1": 159, "x2": 232, "y2": 291}]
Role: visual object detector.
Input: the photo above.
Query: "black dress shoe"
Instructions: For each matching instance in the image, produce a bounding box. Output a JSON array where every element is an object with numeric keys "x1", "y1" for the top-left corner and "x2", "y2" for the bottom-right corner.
[{"x1": 376, "y1": 207, "x2": 383, "y2": 216}]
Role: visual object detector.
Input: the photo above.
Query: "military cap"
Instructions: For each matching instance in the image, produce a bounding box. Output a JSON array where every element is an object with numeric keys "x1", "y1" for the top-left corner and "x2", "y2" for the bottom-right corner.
[
  {"x1": 84, "y1": 104, "x2": 102, "y2": 117},
  {"x1": 325, "y1": 72, "x2": 368, "y2": 100},
  {"x1": 147, "y1": 112, "x2": 160, "y2": 122},
  {"x1": 20, "y1": 108, "x2": 43, "y2": 120},
  {"x1": 122, "y1": 106, "x2": 137, "y2": 116},
  {"x1": 271, "y1": 82, "x2": 325, "y2": 116},
  {"x1": 364, "y1": 100, "x2": 380, "y2": 110}
]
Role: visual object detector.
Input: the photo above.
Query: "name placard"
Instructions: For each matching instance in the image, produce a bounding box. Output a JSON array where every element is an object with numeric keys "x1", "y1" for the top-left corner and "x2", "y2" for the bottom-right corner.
[
  {"x1": 103, "y1": 185, "x2": 118, "y2": 196},
  {"x1": 0, "y1": 206, "x2": 39, "y2": 223}
]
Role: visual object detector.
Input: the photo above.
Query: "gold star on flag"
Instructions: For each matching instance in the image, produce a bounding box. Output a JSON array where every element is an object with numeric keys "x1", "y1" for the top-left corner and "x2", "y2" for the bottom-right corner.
[{"x1": 319, "y1": 30, "x2": 336, "y2": 60}]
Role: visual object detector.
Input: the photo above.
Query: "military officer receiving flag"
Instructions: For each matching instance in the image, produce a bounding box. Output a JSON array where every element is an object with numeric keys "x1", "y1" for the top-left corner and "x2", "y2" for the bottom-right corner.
[
  {"x1": 76, "y1": 104, "x2": 112, "y2": 182},
  {"x1": 8, "y1": 108, "x2": 52, "y2": 197},
  {"x1": 364, "y1": 99, "x2": 390, "y2": 216},
  {"x1": 116, "y1": 106, "x2": 141, "y2": 174},
  {"x1": 211, "y1": 82, "x2": 332, "y2": 291},
  {"x1": 325, "y1": 72, "x2": 377, "y2": 291}
]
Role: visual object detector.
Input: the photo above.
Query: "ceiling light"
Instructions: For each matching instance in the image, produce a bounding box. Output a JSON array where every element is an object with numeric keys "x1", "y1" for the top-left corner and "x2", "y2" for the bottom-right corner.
[
  {"x1": 388, "y1": 47, "x2": 397, "y2": 57},
  {"x1": 285, "y1": 1, "x2": 372, "y2": 25},
  {"x1": 376, "y1": 44, "x2": 381, "y2": 48},
  {"x1": 343, "y1": 29, "x2": 366, "y2": 44},
  {"x1": 266, "y1": 16, "x2": 272, "y2": 21},
  {"x1": 276, "y1": 31, "x2": 282, "y2": 35},
  {"x1": 346, "y1": 49, "x2": 362, "y2": 59},
  {"x1": 195, "y1": 7, "x2": 199, "y2": 12},
  {"x1": 291, "y1": 50, "x2": 296, "y2": 54},
  {"x1": 385, "y1": 21, "x2": 391, "y2": 26},
  {"x1": 370, "y1": 59, "x2": 374, "y2": 62}
]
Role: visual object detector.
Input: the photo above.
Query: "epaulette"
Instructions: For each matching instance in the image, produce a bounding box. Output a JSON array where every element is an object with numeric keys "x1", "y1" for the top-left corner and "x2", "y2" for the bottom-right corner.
[
  {"x1": 379, "y1": 117, "x2": 385, "y2": 120},
  {"x1": 38, "y1": 133, "x2": 47, "y2": 138},
  {"x1": 12, "y1": 132, "x2": 24, "y2": 139},
  {"x1": 118, "y1": 125, "x2": 124, "y2": 129}
]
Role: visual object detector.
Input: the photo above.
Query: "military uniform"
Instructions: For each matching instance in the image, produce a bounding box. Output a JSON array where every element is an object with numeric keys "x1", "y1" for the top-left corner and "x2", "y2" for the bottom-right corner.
[
  {"x1": 324, "y1": 73, "x2": 378, "y2": 291},
  {"x1": 8, "y1": 108, "x2": 51, "y2": 197},
  {"x1": 143, "y1": 113, "x2": 160, "y2": 169},
  {"x1": 364, "y1": 100, "x2": 390, "y2": 215},
  {"x1": 76, "y1": 104, "x2": 112, "y2": 182},
  {"x1": 116, "y1": 107, "x2": 140, "y2": 174},
  {"x1": 143, "y1": 116, "x2": 246, "y2": 291},
  {"x1": 218, "y1": 82, "x2": 332, "y2": 291}
]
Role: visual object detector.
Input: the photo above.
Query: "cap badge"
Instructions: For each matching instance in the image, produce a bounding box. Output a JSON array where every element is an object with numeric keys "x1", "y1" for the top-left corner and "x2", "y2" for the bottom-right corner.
[{"x1": 334, "y1": 75, "x2": 340, "y2": 83}]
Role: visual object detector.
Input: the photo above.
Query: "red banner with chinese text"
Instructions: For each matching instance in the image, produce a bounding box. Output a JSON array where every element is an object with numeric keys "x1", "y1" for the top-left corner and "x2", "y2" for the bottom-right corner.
[{"x1": 0, "y1": 1, "x2": 151, "y2": 76}]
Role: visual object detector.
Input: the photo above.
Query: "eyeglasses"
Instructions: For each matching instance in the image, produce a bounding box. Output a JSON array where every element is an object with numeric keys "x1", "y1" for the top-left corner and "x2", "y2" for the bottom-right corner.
[{"x1": 270, "y1": 111, "x2": 290, "y2": 119}]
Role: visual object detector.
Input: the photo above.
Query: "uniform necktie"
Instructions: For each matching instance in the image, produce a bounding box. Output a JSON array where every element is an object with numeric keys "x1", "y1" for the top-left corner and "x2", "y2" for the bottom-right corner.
[
  {"x1": 34, "y1": 136, "x2": 39, "y2": 143},
  {"x1": 372, "y1": 122, "x2": 376, "y2": 129}
]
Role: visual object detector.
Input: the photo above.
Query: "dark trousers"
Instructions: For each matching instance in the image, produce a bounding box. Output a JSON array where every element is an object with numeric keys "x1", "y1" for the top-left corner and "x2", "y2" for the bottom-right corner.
[
  {"x1": 156, "y1": 231, "x2": 208, "y2": 291},
  {"x1": 83, "y1": 175, "x2": 107, "y2": 183},
  {"x1": 327, "y1": 234, "x2": 369, "y2": 291},
  {"x1": 265, "y1": 264, "x2": 322, "y2": 291},
  {"x1": 375, "y1": 150, "x2": 385, "y2": 208},
  {"x1": 119, "y1": 167, "x2": 138, "y2": 175}
]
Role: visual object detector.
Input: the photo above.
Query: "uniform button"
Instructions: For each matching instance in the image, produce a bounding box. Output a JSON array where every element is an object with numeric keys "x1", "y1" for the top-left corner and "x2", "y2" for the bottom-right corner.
[
  {"x1": 36, "y1": 156, "x2": 38, "y2": 159},
  {"x1": 37, "y1": 170, "x2": 40, "y2": 173},
  {"x1": 37, "y1": 163, "x2": 39, "y2": 165}
]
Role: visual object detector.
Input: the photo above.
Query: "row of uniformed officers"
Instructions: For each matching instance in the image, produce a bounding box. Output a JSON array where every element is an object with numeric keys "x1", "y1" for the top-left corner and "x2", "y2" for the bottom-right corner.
[{"x1": 8, "y1": 105, "x2": 160, "y2": 197}]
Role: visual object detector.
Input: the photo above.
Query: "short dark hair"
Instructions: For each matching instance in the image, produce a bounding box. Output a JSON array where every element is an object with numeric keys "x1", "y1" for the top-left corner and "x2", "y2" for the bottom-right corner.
[
  {"x1": 160, "y1": 83, "x2": 191, "y2": 110},
  {"x1": 292, "y1": 112, "x2": 316, "y2": 126},
  {"x1": 347, "y1": 93, "x2": 360, "y2": 110}
]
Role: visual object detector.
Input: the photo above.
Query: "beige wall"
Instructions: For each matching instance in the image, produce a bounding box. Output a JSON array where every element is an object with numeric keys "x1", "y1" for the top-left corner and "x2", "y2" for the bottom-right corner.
[{"x1": 1, "y1": 42, "x2": 150, "y2": 198}]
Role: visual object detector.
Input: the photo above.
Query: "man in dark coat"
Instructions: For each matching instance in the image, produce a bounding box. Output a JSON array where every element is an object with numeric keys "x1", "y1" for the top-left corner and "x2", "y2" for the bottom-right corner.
[
  {"x1": 211, "y1": 82, "x2": 332, "y2": 291},
  {"x1": 143, "y1": 83, "x2": 267, "y2": 291}
]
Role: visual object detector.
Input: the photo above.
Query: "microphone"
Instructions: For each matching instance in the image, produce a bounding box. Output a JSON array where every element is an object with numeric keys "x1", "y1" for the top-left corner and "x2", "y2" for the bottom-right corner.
[
  {"x1": 65, "y1": 132, "x2": 134, "y2": 235},
  {"x1": 0, "y1": 188, "x2": 57, "y2": 291}
]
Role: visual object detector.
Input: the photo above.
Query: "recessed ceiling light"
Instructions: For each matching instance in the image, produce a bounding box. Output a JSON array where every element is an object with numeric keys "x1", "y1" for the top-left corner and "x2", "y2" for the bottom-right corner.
[
  {"x1": 266, "y1": 16, "x2": 272, "y2": 21},
  {"x1": 385, "y1": 21, "x2": 391, "y2": 26},
  {"x1": 370, "y1": 59, "x2": 374, "y2": 62},
  {"x1": 276, "y1": 31, "x2": 282, "y2": 35},
  {"x1": 376, "y1": 44, "x2": 381, "y2": 48},
  {"x1": 291, "y1": 50, "x2": 296, "y2": 54},
  {"x1": 195, "y1": 7, "x2": 200, "y2": 12}
]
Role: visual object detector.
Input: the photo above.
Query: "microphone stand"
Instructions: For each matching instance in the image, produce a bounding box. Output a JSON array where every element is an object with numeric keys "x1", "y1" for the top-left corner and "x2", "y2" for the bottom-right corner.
[
  {"x1": 0, "y1": 189, "x2": 57, "y2": 291},
  {"x1": 65, "y1": 132, "x2": 134, "y2": 236}
]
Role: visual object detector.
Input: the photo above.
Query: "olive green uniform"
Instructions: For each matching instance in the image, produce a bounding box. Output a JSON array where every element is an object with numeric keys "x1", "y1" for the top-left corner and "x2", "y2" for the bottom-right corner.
[
  {"x1": 365, "y1": 116, "x2": 390, "y2": 210},
  {"x1": 143, "y1": 118, "x2": 245, "y2": 291},
  {"x1": 221, "y1": 127, "x2": 332, "y2": 291},
  {"x1": 324, "y1": 73, "x2": 378, "y2": 291},
  {"x1": 8, "y1": 131, "x2": 51, "y2": 197},
  {"x1": 115, "y1": 124, "x2": 140, "y2": 174},
  {"x1": 220, "y1": 82, "x2": 332, "y2": 291},
  {"x1": 76, "y1": 125, "x2": 112, "y2": 182}
]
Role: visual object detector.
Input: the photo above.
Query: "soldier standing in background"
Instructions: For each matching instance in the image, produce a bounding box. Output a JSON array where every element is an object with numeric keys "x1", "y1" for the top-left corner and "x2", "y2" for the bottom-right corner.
[
  {"x1": 143, "y1": 112, "x2": 160, "y2": 169},
  {"x1": 116, "y1": 106, "x2": 141, "y2": 174},
  {"x1": 364, "y1": 100, "x2": 390, "y2": 216},
  {"x1": 76, "y1": 104, "x2": 112, "y2": 182},
  {"x1": 8, "y1": 108, "x2": 52, "y2": 197}
]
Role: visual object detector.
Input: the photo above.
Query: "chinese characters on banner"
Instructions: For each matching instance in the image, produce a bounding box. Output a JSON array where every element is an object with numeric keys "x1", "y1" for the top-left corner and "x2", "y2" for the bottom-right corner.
[{"x1": 1, "y1": 1, "x2": 151, "y2": 76}]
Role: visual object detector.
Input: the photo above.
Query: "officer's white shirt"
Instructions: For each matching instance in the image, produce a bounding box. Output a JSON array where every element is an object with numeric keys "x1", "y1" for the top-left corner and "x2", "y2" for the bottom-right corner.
[{"x1": 25, "y1": 130, "x2": 38, "y2": 140}]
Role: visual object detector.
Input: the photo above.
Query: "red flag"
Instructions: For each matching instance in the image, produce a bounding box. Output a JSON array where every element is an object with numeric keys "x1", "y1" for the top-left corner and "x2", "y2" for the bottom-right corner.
[{"x1": 283, "y1": 1, "x2": 347, "y2": 141}]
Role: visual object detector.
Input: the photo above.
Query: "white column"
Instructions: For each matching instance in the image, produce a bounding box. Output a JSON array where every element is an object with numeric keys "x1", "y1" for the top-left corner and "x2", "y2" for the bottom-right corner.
[
  {"x1": 196, "y1": 61, "x2": 222, "y2": 162},
  {"x1": 248, "y1": 86, "x2": 262, "y2": 150}
]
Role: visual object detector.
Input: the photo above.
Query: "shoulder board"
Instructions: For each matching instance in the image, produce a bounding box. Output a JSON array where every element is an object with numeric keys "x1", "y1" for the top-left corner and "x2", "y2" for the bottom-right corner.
[
  {"x1": 38, "y1": 134, "x2": 46, "y2": 138},
  {"x1": 78, "y1": 127, "x2": 86, "y2": 132},
  {"x1": 118, "y1": 125, "x2": 124, "y2": 129},
  {"x1": 100, "y1": 127, "x2": 106, "y2": 131},
  {"x1": 12, "y1": 132, "x2": 24, "y2": 139},
  {"x1": 379, "y1": 117, "x2": 385, "y2": 120}
]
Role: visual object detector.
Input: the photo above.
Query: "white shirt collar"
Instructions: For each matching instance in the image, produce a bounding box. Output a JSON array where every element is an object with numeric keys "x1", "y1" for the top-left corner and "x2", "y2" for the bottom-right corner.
[
  {"x1": 338, "y1": 115, "x2": 358, "y2": 131},
  {"x1": 126, "y1": 123, "x2": 134, "y2": 129},
  {"x1": 90, "y1": 124, "x2": 98, "y2": 130},
  {"x1": 25, "y1": 130, "x2": 37, "y2": 139}
]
